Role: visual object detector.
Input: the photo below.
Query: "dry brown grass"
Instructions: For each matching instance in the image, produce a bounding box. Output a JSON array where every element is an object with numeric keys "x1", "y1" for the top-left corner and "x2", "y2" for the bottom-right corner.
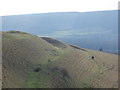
[
  {"x1": 52, "y1": 47, "x2": 118, "y2": 88},
  {"x1": 2, "y1": 31, "x2": 118, "y2": 88}
]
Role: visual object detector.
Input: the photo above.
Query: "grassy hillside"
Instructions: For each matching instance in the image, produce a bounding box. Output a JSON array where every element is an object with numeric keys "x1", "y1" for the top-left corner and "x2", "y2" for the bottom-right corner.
[{"x1": 2, "y1": 31, "x2": 118, "y2": 88}]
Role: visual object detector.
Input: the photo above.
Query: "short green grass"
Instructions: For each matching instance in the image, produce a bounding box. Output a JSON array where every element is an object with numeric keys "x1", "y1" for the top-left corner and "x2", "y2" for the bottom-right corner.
[
  {"x1": 24, "y1": 64, "x2": 51, "y2": 88},
  {"x1": 24, "y1": 72, "x2": 50, "y2": 88},
  {"x1": 24, "y1": 63, "x2": 73, "y2": 88}
]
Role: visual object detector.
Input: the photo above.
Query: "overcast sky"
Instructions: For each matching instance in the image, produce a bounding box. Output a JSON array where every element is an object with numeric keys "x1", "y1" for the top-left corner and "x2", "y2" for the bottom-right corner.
[{"x1": 0, "y1": 0, "x2": 119, "y2": 16}]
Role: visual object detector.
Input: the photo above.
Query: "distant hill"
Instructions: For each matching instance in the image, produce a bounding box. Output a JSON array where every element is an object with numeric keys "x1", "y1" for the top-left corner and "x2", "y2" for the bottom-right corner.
[
  {"x1": 2, "y1": 31, "x2": 118, "y2": 88},
  {"x1": 2, "y1": 11, "x2": 117, "y2": 34},
  {"x1": 2, "y1": 10, "x2": 118, "y2": 53}
]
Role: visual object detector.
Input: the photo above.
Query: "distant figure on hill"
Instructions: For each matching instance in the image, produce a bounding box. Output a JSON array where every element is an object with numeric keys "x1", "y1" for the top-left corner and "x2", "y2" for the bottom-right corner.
[
  {"x1": 99, "y1": 48, "x2": 103, "y2": 52},
  {"x1": 92, "y1": 56, "x2": 94, "y2": 60}
]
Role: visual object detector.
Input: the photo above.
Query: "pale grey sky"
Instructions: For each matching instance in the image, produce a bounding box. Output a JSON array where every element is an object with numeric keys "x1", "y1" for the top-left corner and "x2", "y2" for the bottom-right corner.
[{"x1": 0, "y1": 0, "x2": 119, "y2": 16}]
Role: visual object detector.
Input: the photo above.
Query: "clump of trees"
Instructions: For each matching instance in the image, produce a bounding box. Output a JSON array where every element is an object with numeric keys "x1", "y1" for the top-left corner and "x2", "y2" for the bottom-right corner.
[
  {"x1": 60, "y1": 68, "x2": 70, "y2": 79},
  {"x1": 51, "y1": 67, "x2": 70, "y2": 79},
  {"x1": 48, "y1": 59, "x2": 51, "y2": 62},
  {"x1": 51, "y1": 67, "x2": 59, "y2": 72},
  {"x1": 33, "y1": 68, "x2": 42, "y2": 72}
]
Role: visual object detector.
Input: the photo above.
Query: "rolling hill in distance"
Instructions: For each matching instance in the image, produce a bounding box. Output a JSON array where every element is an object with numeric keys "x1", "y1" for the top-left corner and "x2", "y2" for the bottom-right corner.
[
  {"x1": 2, "y1": 10, "x2": 118, "y2": 54},
  {"x1": 2, "y1": 31, "x2": 118, "y2": 88}
]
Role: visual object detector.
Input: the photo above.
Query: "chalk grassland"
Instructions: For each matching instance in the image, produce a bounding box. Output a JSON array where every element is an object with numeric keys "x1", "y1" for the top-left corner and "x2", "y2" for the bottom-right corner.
[{"x1": 2, "y1": 31, "x2": 118, "y2": 88}]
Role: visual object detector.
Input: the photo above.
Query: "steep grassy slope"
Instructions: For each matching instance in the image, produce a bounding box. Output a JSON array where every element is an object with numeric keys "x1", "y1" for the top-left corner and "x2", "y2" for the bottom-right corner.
[
  {"x1": 2, "y1": 31, "x2": 72, "y2": 88},
  {"x1": 52, "y1": 47, "x2": 118, "y2": 88},
  {"x1": 2, "y1": 31, "x2": 118, "y2": 88}
]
